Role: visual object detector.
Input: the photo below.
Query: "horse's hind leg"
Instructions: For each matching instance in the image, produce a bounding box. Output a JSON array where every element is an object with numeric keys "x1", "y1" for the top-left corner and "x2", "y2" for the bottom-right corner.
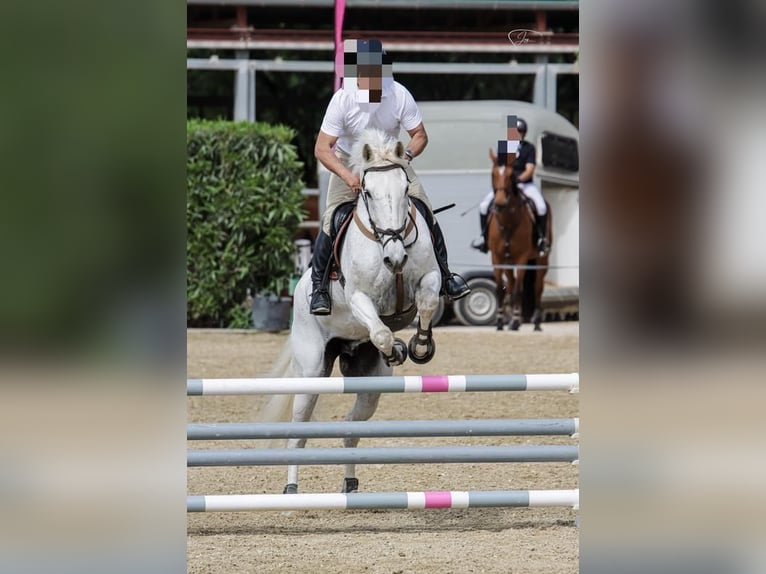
[
  {"x1": 532, "y1": 267, "x2": 546, "y2": 332},
  {"x1": 283, "y1": 393, "x2": 319, "y2": 494},
  {"x1": 341, "y1": 392, "x2": 381, "y2": 492},
  {"x1": 409, "y1": 270, "x2": 440, "y2": 363},
  {"x1": 283, "y1": 400, "x2": 311, "y2": 492},
  {"x1": 339, "y1": 342, "x2": 388, "y2": 492}
]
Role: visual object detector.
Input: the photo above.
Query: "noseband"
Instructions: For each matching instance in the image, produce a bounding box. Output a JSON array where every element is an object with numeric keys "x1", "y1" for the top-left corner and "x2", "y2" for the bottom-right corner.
[{"x1": 358, "y1": 163, "x2": 418, "y2": 249}]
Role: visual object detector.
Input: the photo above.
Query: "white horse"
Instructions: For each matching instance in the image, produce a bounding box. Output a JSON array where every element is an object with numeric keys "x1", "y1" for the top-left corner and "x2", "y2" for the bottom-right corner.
[{"x1": 264, "y1": 128, "x2": 442, "y2": 494}]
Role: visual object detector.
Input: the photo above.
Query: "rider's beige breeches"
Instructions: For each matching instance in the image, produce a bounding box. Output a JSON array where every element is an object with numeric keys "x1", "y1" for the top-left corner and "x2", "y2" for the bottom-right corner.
[{"x1": 322, "y1": 149, "x2": 432, "y2": 235}]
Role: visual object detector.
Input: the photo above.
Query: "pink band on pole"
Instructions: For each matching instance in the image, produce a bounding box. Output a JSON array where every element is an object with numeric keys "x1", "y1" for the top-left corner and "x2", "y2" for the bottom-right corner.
[
  {"x1": 424, "y1": 491, "x2": 453, "y2": 508},
  {"x1": 421, "y1": 375, "x2": 449, "y2": 392},
  {"x1": 333, "y1": 0, "x2": 346, "y2": 92}
]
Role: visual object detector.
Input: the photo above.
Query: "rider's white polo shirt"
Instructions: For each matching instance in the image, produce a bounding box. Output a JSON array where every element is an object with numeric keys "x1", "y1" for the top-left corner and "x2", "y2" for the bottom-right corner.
[{"x1": 319, "y1": 81, "x2": 423, "y2": 155}]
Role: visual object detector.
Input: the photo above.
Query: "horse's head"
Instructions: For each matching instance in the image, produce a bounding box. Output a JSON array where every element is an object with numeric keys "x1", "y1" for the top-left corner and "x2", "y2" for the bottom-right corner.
[
  {"x1": 352, "y1": 129, "x2": 411, "y2": 273},
  {"x1": 489, "y1": 147, "x2": 520, "y2": 209}
]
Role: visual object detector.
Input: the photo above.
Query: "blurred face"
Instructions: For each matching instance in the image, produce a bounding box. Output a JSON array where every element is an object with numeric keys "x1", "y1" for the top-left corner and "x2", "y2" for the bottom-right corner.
[
  {"x1": 343, "y1": 39, "x2": 392, "y2": 107},
  {"x1": 356, "y1": 65, "x2": 383, "y2": 102}
]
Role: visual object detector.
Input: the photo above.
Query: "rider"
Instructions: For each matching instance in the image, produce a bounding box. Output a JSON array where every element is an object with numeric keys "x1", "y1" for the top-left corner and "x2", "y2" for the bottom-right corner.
[
  {"x1": 309, "y1": 39, "x2": 470, "y2": 315},
  {"x1": 471, "y1": 117, "x2": 550, "y2": 257}
]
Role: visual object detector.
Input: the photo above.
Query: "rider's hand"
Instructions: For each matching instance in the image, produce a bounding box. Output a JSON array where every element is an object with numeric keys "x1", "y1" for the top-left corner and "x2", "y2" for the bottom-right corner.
[{"x1": 345, "y1": 173, "x2": 362, "y2": 194}]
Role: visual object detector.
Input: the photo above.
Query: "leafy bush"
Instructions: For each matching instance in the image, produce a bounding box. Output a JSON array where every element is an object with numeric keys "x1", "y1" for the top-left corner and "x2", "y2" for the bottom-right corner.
[{"x1": 187, "y1": 120, "x2": 305, "y2": 328}]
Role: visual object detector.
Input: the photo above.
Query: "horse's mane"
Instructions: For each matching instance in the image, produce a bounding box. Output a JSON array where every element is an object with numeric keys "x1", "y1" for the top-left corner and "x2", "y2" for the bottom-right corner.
[{"x1": 350, "y1": 128, "x2": 406, "y2": 172}]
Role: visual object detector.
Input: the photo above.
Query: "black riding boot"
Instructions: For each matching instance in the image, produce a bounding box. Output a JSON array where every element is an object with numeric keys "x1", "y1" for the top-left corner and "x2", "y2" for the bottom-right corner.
[
  {"x1": 535, "y1": 212, "x2": 550, "y2": 257},
  {"x1": 478, "y1": 212, "x2": 488, "y2": 253},
  {"x1": 431, "y1": 219, "x2": 471, "y2": 301},
  {"x1": 309, "y1": 230, "x2": 333, "y2": 315},
  {"x1": 470, "y1": 212, "x2": 489, "y2": 253}
]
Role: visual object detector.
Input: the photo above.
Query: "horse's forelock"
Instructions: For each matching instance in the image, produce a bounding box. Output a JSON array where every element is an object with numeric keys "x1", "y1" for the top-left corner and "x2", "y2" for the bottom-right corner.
[{"x1": 351, "y1": 129, "x2": 401, "y2": 169}]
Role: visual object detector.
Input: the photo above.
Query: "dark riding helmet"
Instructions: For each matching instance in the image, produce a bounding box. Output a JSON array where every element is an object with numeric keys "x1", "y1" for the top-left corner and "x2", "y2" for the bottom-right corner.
[{"x1": 516, "y1": 117, "x2": 528, "y2": 134}]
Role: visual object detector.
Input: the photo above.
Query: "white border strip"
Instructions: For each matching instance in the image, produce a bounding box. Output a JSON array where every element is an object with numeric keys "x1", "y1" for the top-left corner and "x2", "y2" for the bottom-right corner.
[
  {"x1": 200, "y1": 377, "x2": 345, "y2": 395},
  {"x1": 528, "y1": 489, "x2": 579, "y2": 508},
  {"x1": 526, "y1": 373, "x2": 579, "y2": 392}
]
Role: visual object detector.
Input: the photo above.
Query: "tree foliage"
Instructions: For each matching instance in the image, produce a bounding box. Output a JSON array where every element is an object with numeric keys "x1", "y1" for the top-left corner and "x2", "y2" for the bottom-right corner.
[{"x1": 187, "y1": 120, "x2": 305, "y2": 327}]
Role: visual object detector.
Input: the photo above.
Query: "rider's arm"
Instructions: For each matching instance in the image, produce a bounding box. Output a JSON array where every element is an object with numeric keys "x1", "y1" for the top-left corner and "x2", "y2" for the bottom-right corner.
[
  {"x1": 405, "y1": 122, "x2": 428, "y2": 159},
  {"x1": 518, "y1": 162, "x2": 535, "y2": 183},
  {"x1": 517, "y1": 144, "x2": 536, "y2": 182},
  {"x1": 314, "y1": 130, "x2": 361, "y2": 190}
]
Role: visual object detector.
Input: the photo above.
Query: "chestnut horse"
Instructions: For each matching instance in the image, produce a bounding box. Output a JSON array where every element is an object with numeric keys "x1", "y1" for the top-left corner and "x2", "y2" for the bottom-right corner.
[{"x1": 487, "y1": 148, "x2": 552, "y2": 331}]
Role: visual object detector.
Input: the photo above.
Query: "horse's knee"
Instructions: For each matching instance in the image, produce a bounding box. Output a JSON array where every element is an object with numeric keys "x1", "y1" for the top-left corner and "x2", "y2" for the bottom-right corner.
[{"x1": 371, "y1": 328, "x2": 394, "y2": 351}]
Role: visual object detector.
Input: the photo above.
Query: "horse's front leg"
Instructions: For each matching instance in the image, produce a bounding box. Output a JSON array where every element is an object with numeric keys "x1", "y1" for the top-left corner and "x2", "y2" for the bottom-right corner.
[
  {"x1": 409, "y1": 270, "x2": 440, "y2": 363},
  {"x1": 509, "y1": 266, "x2": 526, "y2": 331},
  {"x1": 494, "y1": 269, "x2": 507, "y2": 331},
  {"x1": 348, "y1": 290, "x2": 407, "y2": 366}
]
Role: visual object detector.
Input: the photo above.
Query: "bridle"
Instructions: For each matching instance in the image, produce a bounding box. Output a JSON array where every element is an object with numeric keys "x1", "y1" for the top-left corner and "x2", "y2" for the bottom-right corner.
[
  {"x1": 356, "y1": 163, "x2": 419, "y2": 249},
  {"x1": 492, "y1": 172, "x2": 521, "y2": 209}
]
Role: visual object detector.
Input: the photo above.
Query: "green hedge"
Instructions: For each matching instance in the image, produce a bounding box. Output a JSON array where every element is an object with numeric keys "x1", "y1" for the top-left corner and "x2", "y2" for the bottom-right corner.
[{"x1": 187, "y1": 120, "x2": 305, "y2": 328}]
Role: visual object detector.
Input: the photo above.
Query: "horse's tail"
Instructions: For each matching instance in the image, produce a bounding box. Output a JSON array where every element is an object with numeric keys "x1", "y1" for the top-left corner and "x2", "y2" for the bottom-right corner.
[{"x1": 255, "y1": 336, "x2": 295, "y2": 425}]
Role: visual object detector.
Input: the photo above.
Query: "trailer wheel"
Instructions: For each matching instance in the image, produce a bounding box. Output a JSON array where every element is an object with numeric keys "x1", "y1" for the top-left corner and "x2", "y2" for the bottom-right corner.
[{"x1": 454, "y1": 278, "x2": 498, "y2": 326}]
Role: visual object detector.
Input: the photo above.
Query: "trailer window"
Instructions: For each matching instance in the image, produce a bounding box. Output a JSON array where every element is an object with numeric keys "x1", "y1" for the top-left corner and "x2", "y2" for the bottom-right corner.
[{"x1": 540, "y1": 133, "x2": 579, "y2": 172}]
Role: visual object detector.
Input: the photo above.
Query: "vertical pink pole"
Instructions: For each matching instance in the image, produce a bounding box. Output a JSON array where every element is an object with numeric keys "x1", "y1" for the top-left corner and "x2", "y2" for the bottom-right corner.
[{"x1": 333, "y1": 0, "x2": 346, "y2": 92}]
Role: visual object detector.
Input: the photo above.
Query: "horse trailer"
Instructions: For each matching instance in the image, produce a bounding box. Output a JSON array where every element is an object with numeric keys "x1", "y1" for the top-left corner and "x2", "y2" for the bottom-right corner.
[{"x1": 318, "y1": 100, "x2": 579, "y2": 326}]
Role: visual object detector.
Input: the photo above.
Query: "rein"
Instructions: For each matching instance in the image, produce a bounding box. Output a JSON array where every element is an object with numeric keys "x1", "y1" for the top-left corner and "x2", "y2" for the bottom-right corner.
[{"x1": 351, "y1": 161, "x2": 419, "y2": 319}]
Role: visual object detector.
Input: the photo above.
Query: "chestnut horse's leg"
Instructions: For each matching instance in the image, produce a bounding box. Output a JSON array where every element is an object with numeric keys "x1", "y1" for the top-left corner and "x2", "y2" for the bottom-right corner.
[
  {"x1": 510, "y1": 263, "x2": 526, "y2": 331},
  {"x1": 532, "y1": 265, "x2": 546, "y2": 331},
  {"x1": 494, "y1": 267, "x2": 506, "y2": 331}
]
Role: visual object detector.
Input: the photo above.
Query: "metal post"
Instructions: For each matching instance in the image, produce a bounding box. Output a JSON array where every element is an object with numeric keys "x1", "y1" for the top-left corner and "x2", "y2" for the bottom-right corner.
[
  {"x1": 233, "y1": 50, "x2": 249, "y2": 121},
  {"x1": 247, "y1": 65, "x2": 256, "y2": 121},
  {"x1": 545, "y1": 64, "x2": 558, "y2": 112}
]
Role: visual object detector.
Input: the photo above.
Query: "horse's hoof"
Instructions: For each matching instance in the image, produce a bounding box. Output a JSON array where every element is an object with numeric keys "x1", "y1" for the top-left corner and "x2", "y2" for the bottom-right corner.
[
  {"x1": 534, "y1": 324, "x2": 543, "y2": 332},
  {"x1": 283, "y1": 483, "x2": 298, "y2": 494},
  {"x1": 408, "y1": 335, "x2": 436, "y2": 364},
  {"x1": 496, "y1": 322, "x2": 504, "y2": 331},
  {"x1": 341, "y1": 478, "x2": 359, "y2": 493},
  {"x1": 510, "y1": 319, "x2": 521, "y2": 331},
  {"x1": 384, "y1": 338, "x2": 408, "y2": 366}
]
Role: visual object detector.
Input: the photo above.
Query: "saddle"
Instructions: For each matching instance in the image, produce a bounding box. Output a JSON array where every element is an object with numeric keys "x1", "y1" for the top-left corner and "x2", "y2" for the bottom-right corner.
[{"x1": 328, "y1": 202, "x2": 356, "y2": 283}]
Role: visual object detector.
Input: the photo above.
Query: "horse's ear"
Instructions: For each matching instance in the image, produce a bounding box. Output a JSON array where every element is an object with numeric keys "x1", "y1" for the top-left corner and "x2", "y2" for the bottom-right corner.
[
  {"x1": 489, "y1": 147, "x2": 497, "y2": 165},
  {"x1": 363, "y1": 143, "x2": 372, "y2": 162},
  {"x1": 395, "y1": 141, "x2": 405, "y2": 159}
]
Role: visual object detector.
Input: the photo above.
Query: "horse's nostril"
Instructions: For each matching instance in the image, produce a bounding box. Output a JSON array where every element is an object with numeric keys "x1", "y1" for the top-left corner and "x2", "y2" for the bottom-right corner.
[
  {"x1": 402, "y1": 254, "x2": 408, "y2": 267},
  {"x1": 383, "y1": 257, "x2": 392, "y2": 267}
]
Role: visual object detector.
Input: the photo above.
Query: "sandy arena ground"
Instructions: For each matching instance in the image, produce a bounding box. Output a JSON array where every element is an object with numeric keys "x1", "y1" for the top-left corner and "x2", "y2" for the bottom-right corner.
[{"x1": 188, "y1": 322, "x2": 579, "y2": 573}]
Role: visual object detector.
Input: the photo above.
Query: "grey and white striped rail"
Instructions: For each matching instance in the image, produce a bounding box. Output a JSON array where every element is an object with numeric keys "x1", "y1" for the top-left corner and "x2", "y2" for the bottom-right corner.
[
  {"x1": 188, "y1": 418, "x2": 579, "y2": 440},
  {"x1": 187, "y1": 445, "x2": 579, "y2": 467},
  {"x1": 187, "y1": 489, "x2": 580, "y2": 512},
  {"x1": 187, "y1": 373, "x2": 579, "y2": 395}
]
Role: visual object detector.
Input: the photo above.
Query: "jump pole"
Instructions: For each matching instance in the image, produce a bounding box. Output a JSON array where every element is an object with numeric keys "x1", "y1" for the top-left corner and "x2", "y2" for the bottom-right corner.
[
  {"x1": 187, "y1": 445, "x2": 579, "y2": 467},
  {"x1": 187, "y1": 373, "x2": 579, "y2": 396},
  {"x1": 188, "y1": 418, "x2": 580, "y2": 440},
  {"x1": 187, "y1": 489, "x2": 580, "y2": 512}
]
